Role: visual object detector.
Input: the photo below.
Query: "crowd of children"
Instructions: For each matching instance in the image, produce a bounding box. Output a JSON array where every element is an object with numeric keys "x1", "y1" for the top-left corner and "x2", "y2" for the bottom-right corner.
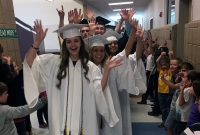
[{"x1": 137, "y1": 30, "x2": 200, "y2": 135}]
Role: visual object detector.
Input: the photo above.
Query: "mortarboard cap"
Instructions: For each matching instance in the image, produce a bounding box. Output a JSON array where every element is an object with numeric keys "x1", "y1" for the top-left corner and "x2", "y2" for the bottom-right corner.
[
  {"x1": 84, "y1": 34, "x2": 110, "y2": 48},
  {"x1": 103, "y1": 29, "x2": 122, "y2": 42},
  {"x1": 96, "y1": 16, "x2": 110, "y2": 26},
  {"x1": 79, "y1": 19, "x2": 89, "y2": 25},
  {"x1": 105, "y1": 25, "x2": 116, "y2": 30},
  {"x1": 53, "y1": 24, "x2": 88, "y2": 39}
]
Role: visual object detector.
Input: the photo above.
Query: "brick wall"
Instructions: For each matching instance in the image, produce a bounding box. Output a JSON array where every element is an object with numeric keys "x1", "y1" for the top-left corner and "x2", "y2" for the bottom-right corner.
[
  {"x1": 0, "y1": 0, "x2": 22, "y2": 69},
  {"x1": 184, "y1": 20, "x2": 200, "y2": 71},
  {"x1": 150, "y1": 24, "x2": 178, "y2": 56}
]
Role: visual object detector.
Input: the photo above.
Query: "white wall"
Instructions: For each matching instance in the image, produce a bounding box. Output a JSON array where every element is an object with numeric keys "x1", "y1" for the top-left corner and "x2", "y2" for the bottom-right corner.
[
  {"x1": 191, "y1": 0, "x2": 200, "y2": 21},
  {"x1": 13, "y1": 0, "x2": 82, "y2": 26},
  {"x1": 13, "y1": 0, "x2": 83, "y2": 51},
  {"x1": 143, "y1": 0, "x2": 167, "y2": 30}
]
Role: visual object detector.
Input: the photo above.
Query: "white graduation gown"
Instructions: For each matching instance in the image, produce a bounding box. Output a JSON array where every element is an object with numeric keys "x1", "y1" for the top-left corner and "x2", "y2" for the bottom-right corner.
[
  {"x1": 23, "y1": 54, "x2": 118, "y2": 135},
  {"x1": 117, "y1": 52, "x2": 147, "y2": 135},
  {"x1": 101, "y1": 50, "x2": 144, "y2": 135}
]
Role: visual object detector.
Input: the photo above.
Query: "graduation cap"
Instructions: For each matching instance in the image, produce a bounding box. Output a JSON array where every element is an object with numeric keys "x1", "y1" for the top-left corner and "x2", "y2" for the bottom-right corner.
[
  {"x1": 105, "y1": 25, "x2": 116, "y2": 30},
  {"x1": 96, "y1": 16, "x2": 110, "y2": 26},
  {"x1": 79, "y1": 19, "x2": 89, "y2": 25},
  {"x1": 103, "y1": 29, "x2": 122, "y2": 42},
  {"x1": 83, "y1": 34, "x2": 110, "y2": 48},
  {"x1": 54, "y1": 24, "x2": 88, "y2": 39}
]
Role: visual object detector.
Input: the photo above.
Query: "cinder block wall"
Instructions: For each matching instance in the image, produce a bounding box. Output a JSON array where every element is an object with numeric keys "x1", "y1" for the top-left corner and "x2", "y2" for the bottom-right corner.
[
  {"x1": 0, "y1": 0, "x2": 22, "y2": 69},
  {"x1": 183, "y1": 20, "x2": 200, "y2": 71},
  {"x1": 150, "y1": 24, "x2": 178, "y2": 56}
]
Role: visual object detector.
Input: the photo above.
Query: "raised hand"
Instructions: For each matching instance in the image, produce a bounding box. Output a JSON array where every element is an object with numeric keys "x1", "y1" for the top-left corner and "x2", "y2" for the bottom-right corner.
[
  {"x1": 86, "y1": 9, "x2": 94, "y2": 19},
  {"x1": 161, "y1": 51, "x2": 166, "y2": 56},
  {"x1": 135, "y1": 24, "x2": 145, "y2": 39},
  {"x1": 168, "y1": 51, "x2": 174, "y2": 56},
  {"x1": 88, "y1": 18, "x2": 97, "y2": 34},
  {"x1": 73, "y1": 8, "x2": 83, "y2": 24},
  {"x1": 34, "y1": 20, "x2": 48, "y2": 43},
  {"x1": 1, "y1": 53, "x2": 11, "y2": 65},
  {"x1": 68, "y1": 10, "x2": 74, "y2": 23},
  {"x1": 129, "y1": 18, "x2": 138, "y2": 31},
  {"x1": 105, "y1": 56, "x2": 123, "y2": 70},
  {"x1": 120, "y1": 9, "x2": 129, "y2": 22},
  {"x1": 56, "y1": 5, "x2": 65, "y2": 19},
  {"x1": 128, "y1": 8, "x2": 136, "y2": 19}
]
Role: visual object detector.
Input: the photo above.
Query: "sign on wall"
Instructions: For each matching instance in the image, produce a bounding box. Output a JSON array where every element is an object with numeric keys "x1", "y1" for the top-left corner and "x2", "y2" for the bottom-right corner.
[{"x1": 0, "y1": 28, "x2": 18, "y2": 38}]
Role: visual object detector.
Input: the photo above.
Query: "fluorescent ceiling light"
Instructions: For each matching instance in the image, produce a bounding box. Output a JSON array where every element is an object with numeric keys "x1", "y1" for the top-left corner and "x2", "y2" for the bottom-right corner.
[
  {"x1": 109, "y1": 1, "x2": 133, "y2": 6},
  {"x1": 113, "y1": 8, "x2": 131, "y2": 11},
  {"x1": 46, "y1": 0, "x2": 53, "y2": 2},
  {"x1": 171, "y1": 5, "x2": 175, "y2": 7}
]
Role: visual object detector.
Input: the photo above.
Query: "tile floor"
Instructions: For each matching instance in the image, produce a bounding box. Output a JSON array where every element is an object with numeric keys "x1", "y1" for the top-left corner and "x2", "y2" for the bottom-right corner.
[{"x1": 30, "y1": 95, "x2": 162, "y2": 135}]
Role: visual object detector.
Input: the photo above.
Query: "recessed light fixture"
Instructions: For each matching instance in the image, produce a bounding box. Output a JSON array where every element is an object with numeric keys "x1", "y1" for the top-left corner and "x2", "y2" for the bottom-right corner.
[
  {"x1": 113, "y1": 8, "x2": 131, "y2": 11},
  {"x1": 46, "y1": 0, "x2": 53, "y2": 2},
  {"x1": 109, "y1": 1, "x2": 133, "y2": 6}
]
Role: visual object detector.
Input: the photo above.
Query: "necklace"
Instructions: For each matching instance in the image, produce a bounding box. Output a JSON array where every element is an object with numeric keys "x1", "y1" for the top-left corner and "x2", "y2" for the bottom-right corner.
[{"x1": 65, "y1": 63, "x2": 84, "y2": 135}]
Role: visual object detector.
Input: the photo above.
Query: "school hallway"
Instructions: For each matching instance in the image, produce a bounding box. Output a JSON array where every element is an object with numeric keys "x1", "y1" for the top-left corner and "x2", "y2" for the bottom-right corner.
[{"x1": 30, "y1": 95, "x2": 166, "y2": 135}]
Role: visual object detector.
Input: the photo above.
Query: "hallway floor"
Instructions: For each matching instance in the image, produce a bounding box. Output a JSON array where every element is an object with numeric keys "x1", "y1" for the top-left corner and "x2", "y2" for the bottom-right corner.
[{"x1": 30, "y1": 95, "x2": 164, "y2": 135}]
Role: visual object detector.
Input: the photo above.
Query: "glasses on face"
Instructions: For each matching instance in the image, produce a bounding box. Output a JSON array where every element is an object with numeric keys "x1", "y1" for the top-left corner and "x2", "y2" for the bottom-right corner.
[{"x1": 81, "y1": 30, "x2": 89, "y2": 33}]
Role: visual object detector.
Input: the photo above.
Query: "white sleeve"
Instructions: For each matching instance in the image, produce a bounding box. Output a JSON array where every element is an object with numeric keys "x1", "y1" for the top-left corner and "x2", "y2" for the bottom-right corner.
[
  {"x1": 23, "y1": 54, "x2": 55, "y2": 108},
  {"x1": 92, "y1": 67, "x2": 119, "y2": 127}
]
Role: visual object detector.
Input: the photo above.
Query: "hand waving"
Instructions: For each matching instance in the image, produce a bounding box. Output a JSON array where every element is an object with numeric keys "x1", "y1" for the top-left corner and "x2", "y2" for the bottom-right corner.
[
  {"x1": 73, "y1": 8, "x2": 83, "y2": 24},
  {"x1": 1, "y1": 53, "x2": 11, "y2": 65},
  {"x1": 128, "y1": 8, "x2": 136, "y2": 19},
  {"x1": 56, "y1": 5, "x2": 65, "y2": 19},
  {"x1": 105, "y1": 56, "x2": 123, "y2": 70},
  {"x1": 34, "y1": 20, "x2": 48, "y2": 43},
  {"x1": 129, "y1": 18, "x2": 138, "y2": 31},
  {"x1": 120, "y1": 9, "x2": 129, "y2": 22},
  {"x1": 135, "y1": 24, "x2": 145, "y2": 39},
  {"x1": 88, "y1": 18, "x2": 97, "y2": 33},
  {"x1": 68, "y1": 10, "x2": 74, "y2": 23},
  {"x1": 86, "y1": 9, "x2": 94, "y2": 19}
]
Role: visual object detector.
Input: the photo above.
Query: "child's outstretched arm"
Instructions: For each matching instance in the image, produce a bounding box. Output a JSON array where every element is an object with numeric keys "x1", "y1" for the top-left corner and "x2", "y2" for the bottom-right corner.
[
  {"x1": 7, "y1": 97, "x2": 47, "y2": 119},
  {"x1": 160, "y1": 71, "x2": 179, "y2": 89}
]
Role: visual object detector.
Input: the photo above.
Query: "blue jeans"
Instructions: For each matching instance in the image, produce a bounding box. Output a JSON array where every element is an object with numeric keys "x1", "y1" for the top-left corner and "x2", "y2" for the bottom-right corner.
[{"x1": 158, "y1": 93, "x2": 169, "y2": 122}]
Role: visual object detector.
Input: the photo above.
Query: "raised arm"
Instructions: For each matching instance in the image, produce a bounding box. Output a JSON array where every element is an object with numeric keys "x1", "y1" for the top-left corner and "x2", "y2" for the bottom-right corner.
[
  {"x1": 56, "y1": 5, "x2": 65, "y2": 39},
  {"x1": 101, "y1": 57, "x2": 123, "y2": 91},
  {"x1": 156, "y1": 52, "x2": 166, "y2": 67},
  {"x1": 124, "y1": 18, "x2": 137, "y2": 57},
  {"x1": 8, "y1": 97, "x2": 47, "y2": 119},
  {"x1": 86, "y1": 9, "x2": 94, "y2": 20},
  {"x1": 135, "y1": 25, "x2": 145, "y2": 61},
  {"x1": 73, "y1": 8, "x2": 83, "y2": 24},
  {"x1": 1, "y1": 53, "x2": 11, "y2": 65},
  {"x1": 26, "y1": 20, "x2": 48, "y2": 67}
]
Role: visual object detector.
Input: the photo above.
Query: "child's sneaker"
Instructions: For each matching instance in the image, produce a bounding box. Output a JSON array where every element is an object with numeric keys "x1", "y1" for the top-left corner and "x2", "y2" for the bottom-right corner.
[{"x1": 39, "y1": 123, "x2": 48, "y2": 128}]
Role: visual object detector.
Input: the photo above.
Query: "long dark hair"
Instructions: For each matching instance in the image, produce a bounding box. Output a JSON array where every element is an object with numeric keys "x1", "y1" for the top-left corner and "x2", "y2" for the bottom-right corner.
[{"x1": 56, "y1": 36, "x2": 90, "y2": 89}]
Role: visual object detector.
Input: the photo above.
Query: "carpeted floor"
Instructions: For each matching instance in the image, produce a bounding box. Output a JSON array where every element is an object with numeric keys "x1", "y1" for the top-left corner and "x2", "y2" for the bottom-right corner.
[{"x1": 132, "y1": 122, "x2": 167, "y2": 135}]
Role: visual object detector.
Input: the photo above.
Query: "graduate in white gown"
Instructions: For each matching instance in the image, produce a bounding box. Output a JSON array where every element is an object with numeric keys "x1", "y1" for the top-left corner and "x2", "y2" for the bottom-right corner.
[
  {"x1": 23, "y1": 20, "x2": 122, "y2": 135},
  {"x1": 103, "y1": 24, "x2": 147, "y2": 135},
  {"x1": 85, "y1": 18, "x2": 144, "y2": 135}
]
